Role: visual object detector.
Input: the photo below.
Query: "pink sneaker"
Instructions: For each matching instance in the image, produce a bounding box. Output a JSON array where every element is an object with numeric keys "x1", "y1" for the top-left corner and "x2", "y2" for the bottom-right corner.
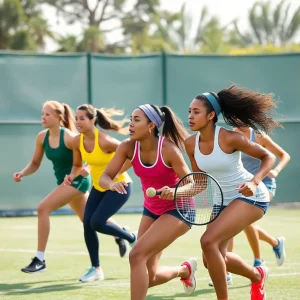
[
  {"x1": 180, "y1": 258, "x2": 197, "y2": 295},
  {"x1": 250, "y1": 266, "x2": 269, "y2": 300}
]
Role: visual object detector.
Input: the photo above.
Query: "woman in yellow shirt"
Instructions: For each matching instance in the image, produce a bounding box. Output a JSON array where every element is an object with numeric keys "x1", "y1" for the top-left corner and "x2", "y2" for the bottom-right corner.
[{"x1": 65, "y1": 104, "x2": 136, "y2": 282}]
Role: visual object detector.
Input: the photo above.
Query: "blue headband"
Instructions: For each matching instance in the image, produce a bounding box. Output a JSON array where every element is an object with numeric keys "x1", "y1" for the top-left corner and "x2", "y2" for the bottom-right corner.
[
  {"x1": 139, "y1": 104, "x2": 163, "y2": 128},
  {"x1": 202, "y1": 92, "x2": 221, "y2": 116}
]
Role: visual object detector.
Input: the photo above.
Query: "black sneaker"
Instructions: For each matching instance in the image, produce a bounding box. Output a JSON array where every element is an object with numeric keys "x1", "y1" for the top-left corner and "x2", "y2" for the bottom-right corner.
[
  {"x1": 115, "y1": 237, "x2": 128, "y2": 257},
  {"x1": 21, "y1": 257, "x2": 46, "y2": 274}
]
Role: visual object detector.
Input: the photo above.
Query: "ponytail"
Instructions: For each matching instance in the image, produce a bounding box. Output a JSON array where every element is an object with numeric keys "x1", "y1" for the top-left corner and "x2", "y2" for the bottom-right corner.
[
  {"x1": 217, "y1": 84, "x2": 281, "y2": 133},
  {"x1": 147, "y1": 105, "x2": 189, "y2": 150},
  {"x1": 195, "y1": 84, "x2": 281, "y2": 134},
  {"x1": 95, "y1": 108, "x2": 129, "y2": 134},
  {"x1": 61, "y1": 103, "x2": 76, "y2": 131},
  {"x1": 77, "y1": 104, "x2": 129, "y2": 134}
]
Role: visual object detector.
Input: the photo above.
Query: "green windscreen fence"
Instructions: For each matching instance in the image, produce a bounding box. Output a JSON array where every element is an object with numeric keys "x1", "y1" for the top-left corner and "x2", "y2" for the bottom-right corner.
[{"x1": 0, "y1": 52, "x2": 298, "y2": 215}]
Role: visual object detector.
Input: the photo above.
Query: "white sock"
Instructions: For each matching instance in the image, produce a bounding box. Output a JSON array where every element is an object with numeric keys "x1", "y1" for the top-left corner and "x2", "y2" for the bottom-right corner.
[{"x1": 36, "y1": 251, "x2": 45, "y2": 262}]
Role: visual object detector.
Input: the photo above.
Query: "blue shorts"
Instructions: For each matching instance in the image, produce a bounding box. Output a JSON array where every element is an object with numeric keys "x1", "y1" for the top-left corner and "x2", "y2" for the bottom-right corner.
[
  {"x1": 215, "y1": 198, "x2": 269, "y2": 215},
  {"x1": 143, "y1": 207, "x2": 194, "y2": 228},
  {"x1": 264, "y1": 182, "x2": 276, "y2": 197}
]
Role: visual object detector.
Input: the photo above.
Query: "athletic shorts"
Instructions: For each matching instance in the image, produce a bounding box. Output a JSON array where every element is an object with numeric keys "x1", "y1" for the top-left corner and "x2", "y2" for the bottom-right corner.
[
  {"x1": 143, "y1": 207, "x2": 195, "y2": 228},
  {"x1": 214, "y1": 198, "x2": 269, "y2": 215},
  {"x1": 70, "y1": 175, "x2": 91, "y2": 194},
  {"x1": 264, "y1": 181, "x2": 276, "y2": 197}
]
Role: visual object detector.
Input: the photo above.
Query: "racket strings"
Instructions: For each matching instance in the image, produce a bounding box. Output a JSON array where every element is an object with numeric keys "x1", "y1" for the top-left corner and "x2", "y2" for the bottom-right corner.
[{"x1": 175, "y1": 173, "x2": 223, "y2": 225}]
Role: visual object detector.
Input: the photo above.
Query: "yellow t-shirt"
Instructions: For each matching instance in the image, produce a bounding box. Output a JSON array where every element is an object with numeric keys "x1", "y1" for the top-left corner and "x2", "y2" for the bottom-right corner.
[{"x1": 79, "y1": 129, "x2": 131, "y2": 192}]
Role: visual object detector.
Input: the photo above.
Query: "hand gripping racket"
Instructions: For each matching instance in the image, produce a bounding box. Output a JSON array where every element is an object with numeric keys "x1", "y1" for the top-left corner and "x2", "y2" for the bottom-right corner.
[{"x1": 146, "y1": 172, "x2": 224, "y2": 226}]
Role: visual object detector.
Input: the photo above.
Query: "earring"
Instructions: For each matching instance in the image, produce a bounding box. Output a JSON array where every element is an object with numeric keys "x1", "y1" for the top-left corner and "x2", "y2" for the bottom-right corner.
[{"x1": 149, "y1": 128, "x2": 151, "y2": 135}]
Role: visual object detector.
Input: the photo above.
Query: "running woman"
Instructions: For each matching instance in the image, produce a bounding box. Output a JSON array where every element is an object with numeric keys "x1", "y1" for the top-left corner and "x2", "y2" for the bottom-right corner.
[
  {"x1": 234, "y1": 126, "x2": 290, "y2": 267},
  {"x1": 185, "y1": 85, "x2": 280, "y2": 300},
  {"x1": 13, "y1": 101, "x2": 91, "y2": 274},
  {"x1": 64, "y1": 104, "x2": 136, "y2": 283},
  {"x1": 100, "y1": 104, "x2": 197, "y2": 300}
]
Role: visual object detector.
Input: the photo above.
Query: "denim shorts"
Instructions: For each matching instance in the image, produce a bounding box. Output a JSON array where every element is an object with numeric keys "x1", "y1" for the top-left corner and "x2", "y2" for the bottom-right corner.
[
  {"x1": 214, "y1": 198, "x2": 269, "y2": 215},
  {"x1": 264, "y1": 182, "x2": 276, "y2": 197},
  {"x1": 143, "y1": 207, "x2": 194, "y2": 228}
]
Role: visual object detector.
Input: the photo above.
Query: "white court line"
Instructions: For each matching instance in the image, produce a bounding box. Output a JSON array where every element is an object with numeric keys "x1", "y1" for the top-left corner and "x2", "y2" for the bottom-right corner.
[
  {"x1": 1, "y1": 273, "x2": 299, "y2": 295},
  {"x1": 1, "y1": 248, "x2": 299, "y2": 267},
  {"x1": 0, "y1": 249, "x2": 299, "y2": 266},
  {"x1": 0, "y1": 248, "x2": 193, "y2": 259}
]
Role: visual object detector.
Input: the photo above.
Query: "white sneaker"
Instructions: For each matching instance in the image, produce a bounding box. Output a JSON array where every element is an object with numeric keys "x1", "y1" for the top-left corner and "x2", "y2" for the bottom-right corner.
[
  {"x1": 208, "y1": 273, "x2": 233, "y2": 287},
  {"x1": 79, "y1": 267, "x2": 104, "y2": 282},
  {"x1": 273, "y1": 236, "x2": 286, "y2": 266},
  {"x1": 180, "y1": 258, "x2": 198, "y2": 295}
]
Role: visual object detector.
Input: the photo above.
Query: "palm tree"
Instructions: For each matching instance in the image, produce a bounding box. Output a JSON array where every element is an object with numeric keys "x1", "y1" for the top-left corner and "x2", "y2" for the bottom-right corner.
[
  {"x1": 152, "y1": 4, "x2": 230, "y2": 54},
  {"x1": 234, "y1": 0, "x2": 300, "y2": 46}
]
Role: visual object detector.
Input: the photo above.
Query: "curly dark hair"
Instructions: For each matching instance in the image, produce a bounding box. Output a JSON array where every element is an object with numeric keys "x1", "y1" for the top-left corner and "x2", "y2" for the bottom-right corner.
[{"x1": 195, "y1": 84, "x2": 281, "y2": 133}]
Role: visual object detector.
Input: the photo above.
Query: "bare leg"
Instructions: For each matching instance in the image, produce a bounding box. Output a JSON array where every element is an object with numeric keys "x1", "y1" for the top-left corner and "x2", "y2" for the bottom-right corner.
[
  {"x1": 129, "y1": 214, "x2": 190, "y2": 300},
  {"x1": 244, "y1": 224, "x2": 261, "y2": 260},
  {"x1": 201, "y1": 200, "x2": 264, "y2": 299},
  {"x1": 257, "y1": 226, "x2": 279, "y2": 247},
  {"x1": 37, "y1": 184, "x2": 84, "y2": 252}
]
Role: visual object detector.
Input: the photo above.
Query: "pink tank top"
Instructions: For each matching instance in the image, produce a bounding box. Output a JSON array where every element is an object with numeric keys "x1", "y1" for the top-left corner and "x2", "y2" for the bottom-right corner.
[{"x1": 131, "y1": 136, "x2": 180, "y2": 215}]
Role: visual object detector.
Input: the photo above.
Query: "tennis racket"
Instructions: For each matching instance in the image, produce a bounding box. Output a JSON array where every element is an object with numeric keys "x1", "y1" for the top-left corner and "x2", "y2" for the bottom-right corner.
[{"x1": 146, "y1": 172, "x2": 224, "y2": 226}]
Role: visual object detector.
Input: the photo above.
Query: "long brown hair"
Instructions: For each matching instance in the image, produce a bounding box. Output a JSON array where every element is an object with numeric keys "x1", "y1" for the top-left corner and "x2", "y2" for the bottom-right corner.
[
  {"x1": 77, "y1": 104, "x2": 129, "y2": 134},
  {"x1": 195, "y1": 84, "x2": 281, "y2": 133},
  {"x1": 144, "y1": 104, "x2": 190, "y2": 150},
  {"x1": 43, "y1": 100, "x2": 76, "y2": 131}
]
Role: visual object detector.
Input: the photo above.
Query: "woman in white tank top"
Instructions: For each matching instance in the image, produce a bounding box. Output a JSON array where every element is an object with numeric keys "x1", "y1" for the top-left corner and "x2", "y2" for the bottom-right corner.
[{"x1": 184, "y1": 85, "x2": 280, "y2": 300}]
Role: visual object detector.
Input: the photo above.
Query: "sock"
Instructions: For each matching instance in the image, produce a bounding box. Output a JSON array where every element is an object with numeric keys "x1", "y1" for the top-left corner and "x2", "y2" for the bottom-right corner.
[{"x1": 36, "y1": 251, "x2": 45, "y2": 262}]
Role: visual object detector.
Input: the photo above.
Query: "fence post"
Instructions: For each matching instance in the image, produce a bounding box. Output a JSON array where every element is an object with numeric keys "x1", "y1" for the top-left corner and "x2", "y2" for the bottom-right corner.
[
  {"x1": 161, "y1": 51, "x2": 167, "y2": 106},
  {"x1": 87, "y1": 52, "x2": 92, "y2": 104}
]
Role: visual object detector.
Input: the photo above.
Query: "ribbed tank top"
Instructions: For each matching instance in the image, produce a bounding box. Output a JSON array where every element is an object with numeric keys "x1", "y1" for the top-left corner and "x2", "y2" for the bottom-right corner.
[
  {"x1": 194, "y1": 126, "x2": 269, "y2": 205},
  {"x1": 131, "y1": 136, "x2": 180, "y2": 215}
]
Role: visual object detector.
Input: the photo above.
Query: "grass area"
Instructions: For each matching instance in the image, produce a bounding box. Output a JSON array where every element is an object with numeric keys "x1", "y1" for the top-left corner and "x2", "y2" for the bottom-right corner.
[{"x1": 0, "y1": 208, "x2": 299, "y2": 300}]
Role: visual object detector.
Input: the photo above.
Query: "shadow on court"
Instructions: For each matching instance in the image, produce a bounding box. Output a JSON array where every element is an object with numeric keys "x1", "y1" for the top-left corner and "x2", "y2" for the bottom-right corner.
[
  {"x1": 146, "y1": 284, "x2": 250, "y2": 299},
  {"x1": 0, "y1": 276, "x2": 121, "y2": 296}
]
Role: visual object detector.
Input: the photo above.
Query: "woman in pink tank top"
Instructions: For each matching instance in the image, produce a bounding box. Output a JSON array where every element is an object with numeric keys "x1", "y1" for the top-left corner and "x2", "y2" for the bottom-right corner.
[{"x1": 100, "y1": 104, "x2": 197, "y2": 299}]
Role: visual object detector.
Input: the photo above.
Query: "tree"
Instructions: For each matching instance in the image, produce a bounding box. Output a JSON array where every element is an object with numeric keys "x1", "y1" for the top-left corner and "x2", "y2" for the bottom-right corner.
[
  {"x1": 0, "y1": 0, "x2": 53, "y2": 51},
  {"x1": 234, "y1": 0, "x2": 300, "y2": 47},
  {"x1": 152, "y1": 4, "x2": 229, "y2": 54}
]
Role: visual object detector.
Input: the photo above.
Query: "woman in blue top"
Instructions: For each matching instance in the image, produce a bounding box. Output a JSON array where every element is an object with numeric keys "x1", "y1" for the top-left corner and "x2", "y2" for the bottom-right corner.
[{"x1": 233, "y1": 127, "x2": 290, "y2": 266}]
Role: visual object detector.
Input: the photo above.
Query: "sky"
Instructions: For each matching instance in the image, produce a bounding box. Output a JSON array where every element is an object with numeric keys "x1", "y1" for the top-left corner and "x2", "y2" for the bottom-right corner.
[{"x1": 42, "y1": 0, "x2": 300, "y2": 52}]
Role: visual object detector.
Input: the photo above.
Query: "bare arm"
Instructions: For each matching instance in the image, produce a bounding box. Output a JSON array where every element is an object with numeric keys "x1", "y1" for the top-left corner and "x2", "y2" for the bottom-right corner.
[
  {"x1": 256, "y1": 133, "x2": 290, "y2": 177},
  {"x1": 229, "y1": 132, "x2": 276, "y2": 185},
  {"x1": 13, "y1": 131, "x2": 45, "y2": 181},
  {"x1": 99, "y1": 140, "x2": 131, "y2": 193},
  {"x1": 68, "y1": 135, "x2": 83, "y2": 181}
]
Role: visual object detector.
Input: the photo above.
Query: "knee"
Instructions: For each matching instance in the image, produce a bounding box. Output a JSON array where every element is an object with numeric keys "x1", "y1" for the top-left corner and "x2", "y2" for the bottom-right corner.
[
  {"x1": 129, "y1": 246, "x2": 146, "y2": 267},
  {"x1": 200, "y1": 233, "x2": 217, "y2": 253},
  {"x1": 89, "y1": 218, "x2": 106, "y2": 232},
  {"x1": 37, "y1": 203, "x2": 50, "y2": 216}
]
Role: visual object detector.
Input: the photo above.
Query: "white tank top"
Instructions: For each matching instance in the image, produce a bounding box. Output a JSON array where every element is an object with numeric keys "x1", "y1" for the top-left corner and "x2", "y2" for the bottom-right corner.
[{"x1": 194, "y1": 126, "x2": 269, "y2": 205}]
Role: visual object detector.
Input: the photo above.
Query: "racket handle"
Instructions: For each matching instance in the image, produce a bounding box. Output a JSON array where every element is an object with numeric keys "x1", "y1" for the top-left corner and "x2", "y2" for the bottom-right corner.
[{"x1": 146, "y1": 186, "x2": 175, "y2": 197}]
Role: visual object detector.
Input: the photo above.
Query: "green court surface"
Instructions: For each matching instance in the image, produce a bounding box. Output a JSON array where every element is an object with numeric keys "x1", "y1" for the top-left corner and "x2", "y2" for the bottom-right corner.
[{"x1": 0, "y1": 208, "x2": 299, "y2": 300}]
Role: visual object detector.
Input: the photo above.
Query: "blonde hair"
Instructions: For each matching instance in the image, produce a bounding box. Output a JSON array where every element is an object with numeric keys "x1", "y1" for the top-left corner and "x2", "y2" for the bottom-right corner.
[
  {"x1": 77, "y1": 104, "x2": 129, "y2": 135},
  {"x1": 43, "y1": 100, "x2": 76, "y2": 131}
]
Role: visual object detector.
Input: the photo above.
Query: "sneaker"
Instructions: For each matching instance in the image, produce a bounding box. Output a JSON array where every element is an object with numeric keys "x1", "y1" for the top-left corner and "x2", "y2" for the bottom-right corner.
[
  {"x1": 79, "y1": 267, "x2": 104, "y2": 283},
  {"x1": 250, "y1": 266, "x2": 269, "y2": 300},
  {"x1": 21, "y1": 257, "x2": 46, "y2": 274},
  {"x1": 254, "y1": 259, "x2": 265, "y2": 267},
  {"x1": 273, "y1": 237, "x2": 286, "y2": 266},
  {"x1": 208, "y1": 273, "x2": 233, "y2": 287},
  {"x1": 115, "y1": 237, "x2": 128, "y2": 257},
  {"x1": 180, "y1": 258, "x2": 198, "y2": 295}
]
